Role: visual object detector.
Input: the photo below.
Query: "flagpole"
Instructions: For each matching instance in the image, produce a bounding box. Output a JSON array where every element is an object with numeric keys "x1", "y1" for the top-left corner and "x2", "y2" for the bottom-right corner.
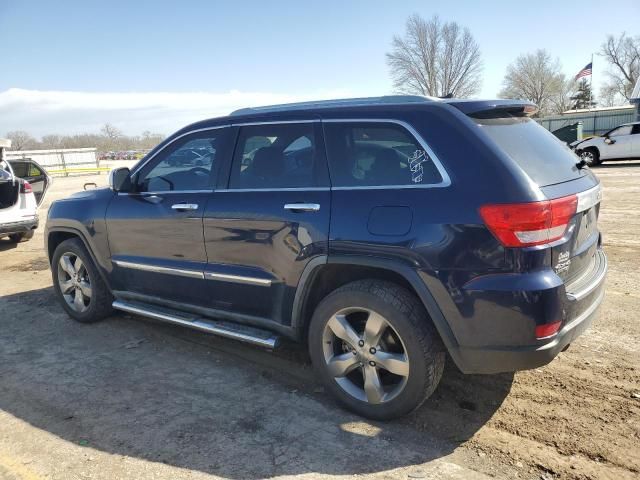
[{"x1": 589, "y1": 53, "x2": 594, "y2": 111}]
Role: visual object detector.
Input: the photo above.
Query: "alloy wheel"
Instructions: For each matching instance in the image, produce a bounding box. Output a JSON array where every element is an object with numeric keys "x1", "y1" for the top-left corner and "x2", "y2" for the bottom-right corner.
[
  {"x1": 580, "y1": 150, "x2": 595, "y2": 164},
  {"x1": 322, "y1": 307, "x2": 410, "y2": 404},
  {"x1": 57, "y1": 253, "x2": 92, "y2": 313}
]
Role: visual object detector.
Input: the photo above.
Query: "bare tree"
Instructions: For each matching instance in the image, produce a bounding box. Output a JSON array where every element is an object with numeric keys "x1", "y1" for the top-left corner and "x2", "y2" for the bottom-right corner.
[
  {"x1": 100, "y1": 123, "x2": 124, "y2": 151},
  {"x1": 386, "y1": 14, "x2": 482, "y2": 98},
  {"x1": 5, "y1": 130, "x2": 37, "y2": 151},
  {"x1": 599, "y1": 83, "x2": 625, "y2": 107},
  {"x1": 550, "y1": 78, "x2": 576, "y2": 113},
  {"x1": 599, "y1": 33, "x2": 640, "y2": 101},
  {"x1": 499, "y1": 50, "x2": 566, "y2": 116}
]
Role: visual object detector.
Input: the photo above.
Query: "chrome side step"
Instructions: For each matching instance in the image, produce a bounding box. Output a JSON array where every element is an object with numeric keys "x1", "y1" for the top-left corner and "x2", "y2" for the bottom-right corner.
[{"x1": 112, "y1": 300, "x2": 279, "y2": 349}]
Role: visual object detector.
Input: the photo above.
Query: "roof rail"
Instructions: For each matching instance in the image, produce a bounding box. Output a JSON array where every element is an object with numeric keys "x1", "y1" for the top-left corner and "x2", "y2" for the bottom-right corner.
[{"x1": 229, "y1": 95, "x2": 438, "y2": 116}]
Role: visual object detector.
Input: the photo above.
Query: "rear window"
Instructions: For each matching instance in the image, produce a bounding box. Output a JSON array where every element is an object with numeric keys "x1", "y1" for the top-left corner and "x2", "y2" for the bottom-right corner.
[{"x1": 475, "y1": 117, "x2": 582, "y2": 187}]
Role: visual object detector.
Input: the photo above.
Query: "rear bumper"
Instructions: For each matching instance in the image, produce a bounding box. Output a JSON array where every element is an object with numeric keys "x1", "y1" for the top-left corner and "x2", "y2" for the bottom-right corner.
[
  {"x1": 455, "y1": 287, "x2": 604, "y2": 373},
  {"x1": 446, "y1": 249, "x2": 607, "y2": 374},
  {"x1": 0, "y1": 216, "x2": 39, "y2": 235}
]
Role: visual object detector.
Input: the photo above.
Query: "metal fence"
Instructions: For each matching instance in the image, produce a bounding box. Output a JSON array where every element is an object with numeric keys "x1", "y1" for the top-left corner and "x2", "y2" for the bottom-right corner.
[
  {"x1": 4, "y1": 148, "x2": 109, "y2": 177},
  {"x1": 537, "y1": 106, "x2": 636, "y2": 137}
]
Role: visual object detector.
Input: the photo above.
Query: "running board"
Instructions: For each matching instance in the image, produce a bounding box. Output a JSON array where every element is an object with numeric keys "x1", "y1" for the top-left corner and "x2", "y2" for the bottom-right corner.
[{"x1": 112, "y1": 300, "x2": 280, "y2": 349}]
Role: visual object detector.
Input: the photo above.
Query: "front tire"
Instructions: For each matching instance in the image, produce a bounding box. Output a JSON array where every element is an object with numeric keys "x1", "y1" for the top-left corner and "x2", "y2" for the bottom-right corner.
[
  {"x1": 308, "y1": 280, "x2": 445, "y2": 420},
  {"x1": 51, "y1": 238, "x2": 114, "y2": 323},
  {"x1": 580, "y1": 147, "x2": 601, "y2": 166}
]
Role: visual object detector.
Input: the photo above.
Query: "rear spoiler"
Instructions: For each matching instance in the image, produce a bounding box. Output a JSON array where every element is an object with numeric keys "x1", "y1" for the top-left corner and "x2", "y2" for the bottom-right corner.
[{"x1": 444, "y1": 99, "x2": 538, "y2": 118}]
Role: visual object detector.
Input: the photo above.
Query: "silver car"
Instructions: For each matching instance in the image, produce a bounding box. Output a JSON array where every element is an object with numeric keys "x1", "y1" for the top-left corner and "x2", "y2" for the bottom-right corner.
[{"x1": 573, "y1": 122, "x2": 640, "y2": 165}]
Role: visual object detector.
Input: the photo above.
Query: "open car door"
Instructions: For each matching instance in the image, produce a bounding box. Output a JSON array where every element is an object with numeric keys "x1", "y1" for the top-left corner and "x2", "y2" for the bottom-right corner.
[{"x1": 8, "y1": 159, "x2": 51, "y2": 205}]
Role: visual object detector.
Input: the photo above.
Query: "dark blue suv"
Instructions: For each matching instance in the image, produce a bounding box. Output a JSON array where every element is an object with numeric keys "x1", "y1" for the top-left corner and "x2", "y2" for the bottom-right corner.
[{"x1": 46, "y1": 96, "x2": 607, "y2": 419}]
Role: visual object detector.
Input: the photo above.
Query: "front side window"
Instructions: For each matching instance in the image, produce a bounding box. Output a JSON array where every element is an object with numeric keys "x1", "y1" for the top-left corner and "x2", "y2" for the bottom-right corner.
[
  {"x1": 609, "y1": 125, "x2": 632, "y2": 137},
  {"x1": 137, "y1": 129, "x2": 225, "y2": 192},
  {"x1": 324, "y1": 122, "x2": 443, "y2": 187},
  {"x1": 229, "y1": 123, "x2": 321, "y2": 189}
]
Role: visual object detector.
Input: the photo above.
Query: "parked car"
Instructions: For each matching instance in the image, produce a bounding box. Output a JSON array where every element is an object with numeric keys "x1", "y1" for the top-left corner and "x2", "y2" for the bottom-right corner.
[
  {"x1": 572, "y1": 121, "x2": 640, "y2": 165},
  {"x1": 45, "y1": 96, "x2": 607, "y2": 419},
  {"x1": 0, "y1": 158, "x2": 50, "y2": 243}
]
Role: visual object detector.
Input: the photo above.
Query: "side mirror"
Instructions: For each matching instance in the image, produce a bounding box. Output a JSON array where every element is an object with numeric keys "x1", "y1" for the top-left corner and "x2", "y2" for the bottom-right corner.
[
  {"x1": 109, "y1": 167, "x2": 131, "y2": 192},
  {"x1": 604, "y1": 137, "x2": 614, "y2": 145}
]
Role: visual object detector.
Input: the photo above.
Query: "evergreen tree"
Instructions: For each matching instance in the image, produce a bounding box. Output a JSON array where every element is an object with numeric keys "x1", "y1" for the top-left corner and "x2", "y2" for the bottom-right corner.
[{"x1": 570, "y1": 79, "x2": 596, "y2": 109}]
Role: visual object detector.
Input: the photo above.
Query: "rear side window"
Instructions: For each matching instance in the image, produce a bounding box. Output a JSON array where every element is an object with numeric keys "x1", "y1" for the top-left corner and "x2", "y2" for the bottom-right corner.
[
  {"x1": 324, "y1": 122, "x2": 443, "y2": 187},
  {"x1": 475, "y1": 117, "x2": 581, "y2": 187},
  {"x1": 229, "y1": 123, "x2": 323, "y2": 189}
]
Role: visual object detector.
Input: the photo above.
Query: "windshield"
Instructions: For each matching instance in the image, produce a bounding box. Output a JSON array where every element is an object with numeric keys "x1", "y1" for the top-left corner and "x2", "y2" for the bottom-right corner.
[{"x1": 475, "y1": 117, "x2": 582, "y2": 187}]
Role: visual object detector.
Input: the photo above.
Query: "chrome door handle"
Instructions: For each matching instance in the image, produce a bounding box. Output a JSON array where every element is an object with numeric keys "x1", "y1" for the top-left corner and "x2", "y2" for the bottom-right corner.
[
  {"x1": 284, "y1": 203, "x2": 320, "y2": 212},
  {"x1": 171, "y1": 203, "x2": 199, "y2": 211}
]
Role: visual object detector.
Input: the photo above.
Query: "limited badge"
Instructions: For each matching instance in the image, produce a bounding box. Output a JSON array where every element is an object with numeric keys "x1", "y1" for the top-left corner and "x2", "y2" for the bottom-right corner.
[{"x1": 555, "y1": 251, "x2": 571, "y2": 274}]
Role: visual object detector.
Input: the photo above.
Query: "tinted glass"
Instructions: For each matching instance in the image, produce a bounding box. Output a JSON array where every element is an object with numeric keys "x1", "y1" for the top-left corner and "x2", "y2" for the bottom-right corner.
[
  {"x1": 9, "y1": 161, "x2": 29, "y2": 178},
  {"x1": 324, "y1": 122, "x2": 443, "y2": 187},
  {"x1": 632, "y1": 124, "x2": 640, "y2": 135},
  {"x1": 609, "y1": 125, "x2": 632, "y2": 137},
  {"x1": 137, "y1": 130, "x2": 224, "y2": 192},
  {"x1": 229, "y1": 123, "x2": 319, "y2": 189},
  {"x1": 475, "y1": 117, "x2": 581, "y2": 187}
]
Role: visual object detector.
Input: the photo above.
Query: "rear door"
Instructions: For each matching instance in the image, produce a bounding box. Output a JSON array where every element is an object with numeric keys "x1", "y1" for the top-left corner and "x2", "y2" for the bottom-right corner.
[
  {"x1": 7, "y1": 159, "x2": 51, "y2": 205},
  {"x1": 203, "y1": 121, "x2": 330, "y2": 323},
  {"x1": 106, "y1": 127, "x2": 234, "y2": 306}
]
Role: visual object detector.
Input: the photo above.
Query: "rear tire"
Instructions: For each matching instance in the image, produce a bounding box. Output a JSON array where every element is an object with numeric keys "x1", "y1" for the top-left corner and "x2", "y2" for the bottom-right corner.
[
  {"x1": 308, "y1": 279, "x2": 445, "y2": 420},
  {"x1": 8, "y1": 230, "x2": 34, "y2": 243},
  {"x1": 51, "y1": 238, "x2": 113, "y2": 323}
]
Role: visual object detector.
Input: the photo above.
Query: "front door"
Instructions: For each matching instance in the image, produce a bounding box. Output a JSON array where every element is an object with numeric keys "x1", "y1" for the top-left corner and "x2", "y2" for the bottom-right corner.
[
  {"x1": 203, "y1": 121, "x2": 330, "y2": 324},
  {"x1": 602, "y1": 125, "x2": 633, "y2": 159},
  {"x1": 106, "y1": 126, "x2": 234, "y2": 306}
]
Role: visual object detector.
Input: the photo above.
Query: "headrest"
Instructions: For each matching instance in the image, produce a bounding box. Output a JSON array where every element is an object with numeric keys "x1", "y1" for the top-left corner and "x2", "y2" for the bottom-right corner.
[{"x1": 252, "y1": 146, "x2": 285, "y2": 178}]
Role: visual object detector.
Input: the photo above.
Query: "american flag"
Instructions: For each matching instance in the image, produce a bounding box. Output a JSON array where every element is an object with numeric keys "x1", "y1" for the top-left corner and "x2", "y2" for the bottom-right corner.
[{"x1": 575, "y1": 62, "x2": 592, "y2": 81}]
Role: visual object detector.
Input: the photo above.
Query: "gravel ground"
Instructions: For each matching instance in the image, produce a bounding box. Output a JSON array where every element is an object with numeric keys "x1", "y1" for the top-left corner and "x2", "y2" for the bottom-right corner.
[{"x1": 0, "y1": 163, "x2": 638, "y2": 480}]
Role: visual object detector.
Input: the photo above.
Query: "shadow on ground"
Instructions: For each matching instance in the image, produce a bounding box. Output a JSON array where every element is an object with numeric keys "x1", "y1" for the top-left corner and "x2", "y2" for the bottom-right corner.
[
  {"x1": 0, "y1": 286, "x2": 513, "y2": 478},
  {"x1": 0, "y1": 238, "x2": 18, "y2": 252}
]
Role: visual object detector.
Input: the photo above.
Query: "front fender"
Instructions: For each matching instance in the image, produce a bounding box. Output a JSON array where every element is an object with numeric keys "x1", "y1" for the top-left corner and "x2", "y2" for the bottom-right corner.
[{"x1": 46, "y1": 188, "x2": 114, "y2": 275}]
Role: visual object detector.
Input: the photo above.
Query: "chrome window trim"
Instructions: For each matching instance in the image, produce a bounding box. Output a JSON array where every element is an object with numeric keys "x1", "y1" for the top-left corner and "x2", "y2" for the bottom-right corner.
[
  {"x1": 216, "y1": 187, "x2": 329, "y2": 193},
  {"x1": 204, "y1": 272, "x2": 273, "y2": 287},
  {"x1": 322, "y1": 118, "x2": 451, "y2": 189},
  {"x1": 230, "y1": 119, "x2": 319, "y2": 127},
  {"x1": 113, "y1": 260, "x2": 205, "y2": 279},
  {"x1": 117, "y1": 189, "x2": 214, "y2": 196},
  {"x1": 130, "y1": 125, "x2": 228, "y2": 176},
  {"x1": 130, "y1": 117, "x2": 451, "y2": 193}
]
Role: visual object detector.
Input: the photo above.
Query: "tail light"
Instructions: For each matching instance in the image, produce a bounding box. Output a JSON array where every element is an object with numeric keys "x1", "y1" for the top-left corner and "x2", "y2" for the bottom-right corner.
[
  {"x1": 479, "y1": 194, "x2": 578, "y2": 247},
  {"x1": 21, "y1": 181, "x2": 33, "y2": 194},
  {"x1": 535, "y1": 321, "x2": 562, "y2": 339}
]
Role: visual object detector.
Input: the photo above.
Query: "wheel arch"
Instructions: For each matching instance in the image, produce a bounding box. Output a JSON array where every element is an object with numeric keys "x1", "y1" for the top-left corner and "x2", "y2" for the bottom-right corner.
[
  {"x1": 46, "y1": 227, "x2": 113, "y2": 290},
  {"x1": 291, "y1": 255, "x2": 460, "y2": 359}
]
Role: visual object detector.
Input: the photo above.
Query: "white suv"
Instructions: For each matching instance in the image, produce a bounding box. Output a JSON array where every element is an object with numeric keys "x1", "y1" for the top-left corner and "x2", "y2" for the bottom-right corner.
[
  {"x1": 574, "y1": 122, "x2": 640, "y2": 165},
  {"x1": 0, "y1": 158, "x2": 50, "y2": 243}
]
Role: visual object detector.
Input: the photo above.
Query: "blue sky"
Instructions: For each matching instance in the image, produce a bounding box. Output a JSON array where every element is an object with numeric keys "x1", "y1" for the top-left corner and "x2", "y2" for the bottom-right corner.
[{"x1": 0, "y1": 0, "x2": 638, "y2": 136}]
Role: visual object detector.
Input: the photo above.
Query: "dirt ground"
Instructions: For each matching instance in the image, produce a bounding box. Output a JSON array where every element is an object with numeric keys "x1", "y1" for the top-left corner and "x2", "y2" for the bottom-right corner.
[{"x1": 0, "y1": 164, "x2": 638, "y2": 480}]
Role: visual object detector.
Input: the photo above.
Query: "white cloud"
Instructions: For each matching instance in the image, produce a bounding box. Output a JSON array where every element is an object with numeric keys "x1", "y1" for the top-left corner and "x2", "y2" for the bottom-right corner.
[{"x1": 0, "y1": 88, "x2": 354, "y2": 138}]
